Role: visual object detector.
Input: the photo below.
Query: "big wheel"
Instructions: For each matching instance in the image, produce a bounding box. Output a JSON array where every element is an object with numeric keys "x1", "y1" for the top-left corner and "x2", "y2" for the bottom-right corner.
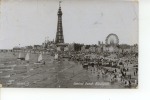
[{"x1": 105, "y1": 33, "x2": 119, "y2": 45}]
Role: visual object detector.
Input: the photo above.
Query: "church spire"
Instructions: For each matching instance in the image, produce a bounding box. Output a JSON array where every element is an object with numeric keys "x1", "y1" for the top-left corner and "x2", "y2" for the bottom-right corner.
[{"x1": 55, "y1": 1, "x2": 64, "y2": 44}]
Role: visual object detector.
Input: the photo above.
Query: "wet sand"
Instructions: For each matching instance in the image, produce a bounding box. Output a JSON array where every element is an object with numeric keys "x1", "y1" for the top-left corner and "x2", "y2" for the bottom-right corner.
[{"x1": 0, "y1": 52, "x2": 138, "y2": 88}]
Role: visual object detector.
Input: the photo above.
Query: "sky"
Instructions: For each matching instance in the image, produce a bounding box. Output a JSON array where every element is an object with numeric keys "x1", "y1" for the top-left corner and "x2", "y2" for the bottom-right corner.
[{"x1": 0, "y1": 0, "x2": 138, "y2": 49}]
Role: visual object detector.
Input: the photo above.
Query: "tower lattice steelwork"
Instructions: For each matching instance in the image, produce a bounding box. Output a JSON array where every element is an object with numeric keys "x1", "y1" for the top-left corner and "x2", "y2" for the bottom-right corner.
[{"x1": 55, "y1": 1, "x2": 64, "y2": 44}]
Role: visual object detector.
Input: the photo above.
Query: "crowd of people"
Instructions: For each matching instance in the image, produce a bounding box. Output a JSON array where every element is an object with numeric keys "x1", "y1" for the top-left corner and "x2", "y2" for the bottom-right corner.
[
  {"x1": 57, "y1": 51, "x2": 138, "y2": 88},
  {"x1": 12, "y1": 49, "x2": 138, "y2": 88}
]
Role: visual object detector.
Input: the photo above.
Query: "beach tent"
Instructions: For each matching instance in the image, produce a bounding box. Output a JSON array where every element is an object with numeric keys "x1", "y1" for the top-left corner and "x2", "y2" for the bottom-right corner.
[
  {"x1": 25, "y1": 53, "x2": 30, "y2": 61},
  {"x1": 38, "y1": 53, "x2": 43, "y2": 62},
  {"x1": 55, "y1": 54, "x2": 59, "y2": 60},
  {"x1": 18, "y1": 52, "x2": 25, "y2": 60},
  {"x1": 34, "y1": 53, "x2": 45, "y2": 65}
]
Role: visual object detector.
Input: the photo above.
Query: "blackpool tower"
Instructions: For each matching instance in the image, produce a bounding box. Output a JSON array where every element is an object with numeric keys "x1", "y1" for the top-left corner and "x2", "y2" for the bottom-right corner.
[{"x1": 55, "y1": 1, "x2": 64, "y2": 44}]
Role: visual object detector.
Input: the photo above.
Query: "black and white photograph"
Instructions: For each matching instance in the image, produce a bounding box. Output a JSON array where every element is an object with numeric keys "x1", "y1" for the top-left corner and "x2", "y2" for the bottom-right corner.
[{"x1": 0, "y1": 0, "x2": 138, "y2": 88}]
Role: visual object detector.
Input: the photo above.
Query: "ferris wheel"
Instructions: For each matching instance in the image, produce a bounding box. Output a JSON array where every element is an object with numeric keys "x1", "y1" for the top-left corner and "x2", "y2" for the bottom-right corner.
[{"x1": 105, "y1": 33, "x2": 119, "y2": 45}]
